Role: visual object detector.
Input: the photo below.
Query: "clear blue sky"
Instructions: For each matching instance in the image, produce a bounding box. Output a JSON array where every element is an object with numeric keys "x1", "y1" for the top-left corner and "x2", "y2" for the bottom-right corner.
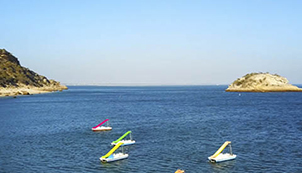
[{"x1": 1, "y1": 0, "x2": 302, "y2": 85}]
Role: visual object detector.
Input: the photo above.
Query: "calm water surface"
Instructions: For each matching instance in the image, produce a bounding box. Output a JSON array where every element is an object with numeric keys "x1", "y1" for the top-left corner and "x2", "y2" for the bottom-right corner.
[{"x1": 1, "y1": 86, "x2": 301, "y2": 172}]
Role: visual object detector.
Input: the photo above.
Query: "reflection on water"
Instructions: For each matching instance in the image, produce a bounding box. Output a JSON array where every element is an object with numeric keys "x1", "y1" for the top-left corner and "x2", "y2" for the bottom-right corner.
[{"x1": 209, "y1": 160, "x2": 236, "y2": 172}]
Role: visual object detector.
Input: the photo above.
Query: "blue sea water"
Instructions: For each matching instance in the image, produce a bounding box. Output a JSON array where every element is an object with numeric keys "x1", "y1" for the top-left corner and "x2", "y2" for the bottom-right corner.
[{"x1": 0, "y1": 86, "x2": 301, "y2": 173}]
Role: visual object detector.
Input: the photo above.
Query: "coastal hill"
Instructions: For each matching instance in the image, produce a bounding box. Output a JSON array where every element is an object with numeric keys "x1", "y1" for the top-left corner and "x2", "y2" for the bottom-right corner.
[
  {"x1": 0, "y1": 49, "x2": 67, "y2": 96},
  {"x1": 226, "y1": 72, "x2": 302, "y2": 92}
]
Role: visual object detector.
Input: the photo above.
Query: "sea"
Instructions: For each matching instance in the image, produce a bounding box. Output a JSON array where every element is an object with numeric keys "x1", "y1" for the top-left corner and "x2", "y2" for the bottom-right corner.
[{"x1": 0, "y1": 86, "x2": 301, "y2": 173}]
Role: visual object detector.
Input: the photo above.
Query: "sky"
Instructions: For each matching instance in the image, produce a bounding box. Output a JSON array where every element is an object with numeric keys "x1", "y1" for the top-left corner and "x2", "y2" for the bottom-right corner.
[{"x1": 1, "y1": 0, "x2": 302, "y2": 85}]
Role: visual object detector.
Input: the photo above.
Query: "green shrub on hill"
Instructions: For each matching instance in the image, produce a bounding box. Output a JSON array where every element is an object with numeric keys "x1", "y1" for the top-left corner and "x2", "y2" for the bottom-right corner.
[{"x1": 0, "y1": 49, "x2": 63, "y2": 88}]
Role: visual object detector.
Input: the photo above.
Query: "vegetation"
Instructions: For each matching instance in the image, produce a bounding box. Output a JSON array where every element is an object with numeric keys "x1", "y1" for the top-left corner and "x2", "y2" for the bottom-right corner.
[
  {"x1": 0, "y1": 49, "x2": 62, "y2": 88},
  {"x1": 232, "y1": 72, "x2": 282, "y2": 87}
]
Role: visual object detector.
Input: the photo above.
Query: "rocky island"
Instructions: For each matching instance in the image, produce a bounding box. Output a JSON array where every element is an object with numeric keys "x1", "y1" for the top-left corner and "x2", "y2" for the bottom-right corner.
[
  {"x1": 0, "y1": 49, "x2": 67, "y2": 97},
  {"x1": 226, "y1": 72, "x2": 302, "y2": 92}
]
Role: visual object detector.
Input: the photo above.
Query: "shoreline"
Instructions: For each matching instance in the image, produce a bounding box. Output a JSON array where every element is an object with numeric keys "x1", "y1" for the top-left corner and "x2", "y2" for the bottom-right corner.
[
  {"x1": 0, "y1": 86, "x2": 67, "y2": 97},
  {"x1": 225, "y1": 88, "x2": 302, "y2": 92},
  {"x1": 225, "y1": 86, "x2": 302, "y2": 92}
]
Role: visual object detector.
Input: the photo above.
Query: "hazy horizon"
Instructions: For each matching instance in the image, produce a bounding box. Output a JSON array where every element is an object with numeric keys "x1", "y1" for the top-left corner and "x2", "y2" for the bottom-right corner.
[{"x1": 2, "y1": 0, "x2": 302, "y2": 85}]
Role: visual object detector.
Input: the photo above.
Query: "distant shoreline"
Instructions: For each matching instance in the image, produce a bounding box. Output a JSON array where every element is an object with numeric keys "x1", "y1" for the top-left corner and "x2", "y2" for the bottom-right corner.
[
  {"x1": 225, "y1": 88, "x2": 302, "y2": 92},
  {"x1": 0, "y1": 86, "x2": 67, "y2": 97},
  {"x1": 64, "y1": 84, "x2": 229, "y2": 87},
  {"x1": 2, "y1": 84, "x2": 302, "y2": 97}
]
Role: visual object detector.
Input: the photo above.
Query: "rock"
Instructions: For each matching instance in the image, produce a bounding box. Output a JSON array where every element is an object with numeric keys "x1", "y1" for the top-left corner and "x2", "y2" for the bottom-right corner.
[
  {"x1": 43, "y1": 78, "x2": 48, "y2": 84},
  {"x1": 21, "y1": 91, "x2": 30, "y2": 95},
  {"x1": 226, "y1": 72, "x2": 302, "y2": 92},
  {"x1": 0, "y1": 49, "x2": 20, "y2": 65}
]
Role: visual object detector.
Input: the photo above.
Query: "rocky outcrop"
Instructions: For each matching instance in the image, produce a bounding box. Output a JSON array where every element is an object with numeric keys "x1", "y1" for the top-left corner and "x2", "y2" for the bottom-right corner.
[
  {"x1": 0, "y1": 49, "x2": 20, "y2": 65},
  {"x1": 0, "y1": 49, "x2": 67, "y2": 97},
  {"x1": 226, "y1": 73, "x2": 302, "y2": 92}
]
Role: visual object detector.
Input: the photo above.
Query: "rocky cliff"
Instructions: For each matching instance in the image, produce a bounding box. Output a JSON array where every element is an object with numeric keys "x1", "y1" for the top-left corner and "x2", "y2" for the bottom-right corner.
[
  {"x1": 0, "y1": 49, "x2": 67, "y2": 96},
  {"x1": 226, "y1": 72, "x2": 302, "y2": 92}
]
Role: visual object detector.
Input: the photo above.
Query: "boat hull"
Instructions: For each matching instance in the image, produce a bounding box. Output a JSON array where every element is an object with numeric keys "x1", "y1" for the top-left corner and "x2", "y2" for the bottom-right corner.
[
  {"x1": 92, "y1": 126, "x2": 112, "y2": 131},
  {"x1": 100, "y1": 153, "x2": 129, "y2": 163},
  {"x1": 111, "y1": 140, "x2": 135, "y2": 146},
  {"x1": 208, "y1": 153, "x2": 236, "y2": 163}
]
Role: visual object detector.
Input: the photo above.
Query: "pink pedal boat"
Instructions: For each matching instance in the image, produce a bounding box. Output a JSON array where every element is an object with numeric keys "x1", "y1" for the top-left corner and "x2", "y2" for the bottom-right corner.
[{"x1": 92, "y1": 119, "x2": 112, "y2": 131}]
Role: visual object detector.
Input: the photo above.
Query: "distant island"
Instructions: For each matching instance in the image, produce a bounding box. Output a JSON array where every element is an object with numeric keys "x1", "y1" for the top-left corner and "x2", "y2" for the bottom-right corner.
[
  {"x1": 226, "y1": 72, "x2": 302, "y2": 92},
  {"x1": 0, "y1": 49, "x2": 67, "y2": 97}
]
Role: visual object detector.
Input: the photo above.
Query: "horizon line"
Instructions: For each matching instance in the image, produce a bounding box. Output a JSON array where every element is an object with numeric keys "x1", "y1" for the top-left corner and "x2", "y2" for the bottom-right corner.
[
  {"x1": 64, "y1": 83, "x2": 230, "y2": 87},
  {"x1": 63, "y1": 82, "x2": 302, "y2": 87}
]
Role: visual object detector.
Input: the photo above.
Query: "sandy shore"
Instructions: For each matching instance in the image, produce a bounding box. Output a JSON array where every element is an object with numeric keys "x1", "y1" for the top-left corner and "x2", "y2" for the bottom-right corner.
[
  {"x1": 226, "y1": 85, "x2": 302, "y2": 92},
  {"x1": 0, "y1": 86, "x2": 67, "y2": 97}
]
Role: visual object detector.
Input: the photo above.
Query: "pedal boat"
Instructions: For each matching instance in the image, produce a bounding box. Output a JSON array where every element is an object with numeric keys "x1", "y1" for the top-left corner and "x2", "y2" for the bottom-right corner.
[
  {"x1": 92, "y1": 119, "x2": 112, "y2": 131},
  {"x1": 208, "y1": 153, "x2": 237, "y2": 163},
  {"x1": 100, "y1": 152, "x2": 129, "y2": 163},
  {"x1": 208, "y1": 141, "x2": 237, "y2": 163},
  {"x1": 111, "y1": 131, "x2": 136, "y2": 146},
  {"x1": 100, "y1": 142, "x2": 128, "y2": 163},
  {"x1": 92, "y1": 126, "x2": 112, "y2": 131}
]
